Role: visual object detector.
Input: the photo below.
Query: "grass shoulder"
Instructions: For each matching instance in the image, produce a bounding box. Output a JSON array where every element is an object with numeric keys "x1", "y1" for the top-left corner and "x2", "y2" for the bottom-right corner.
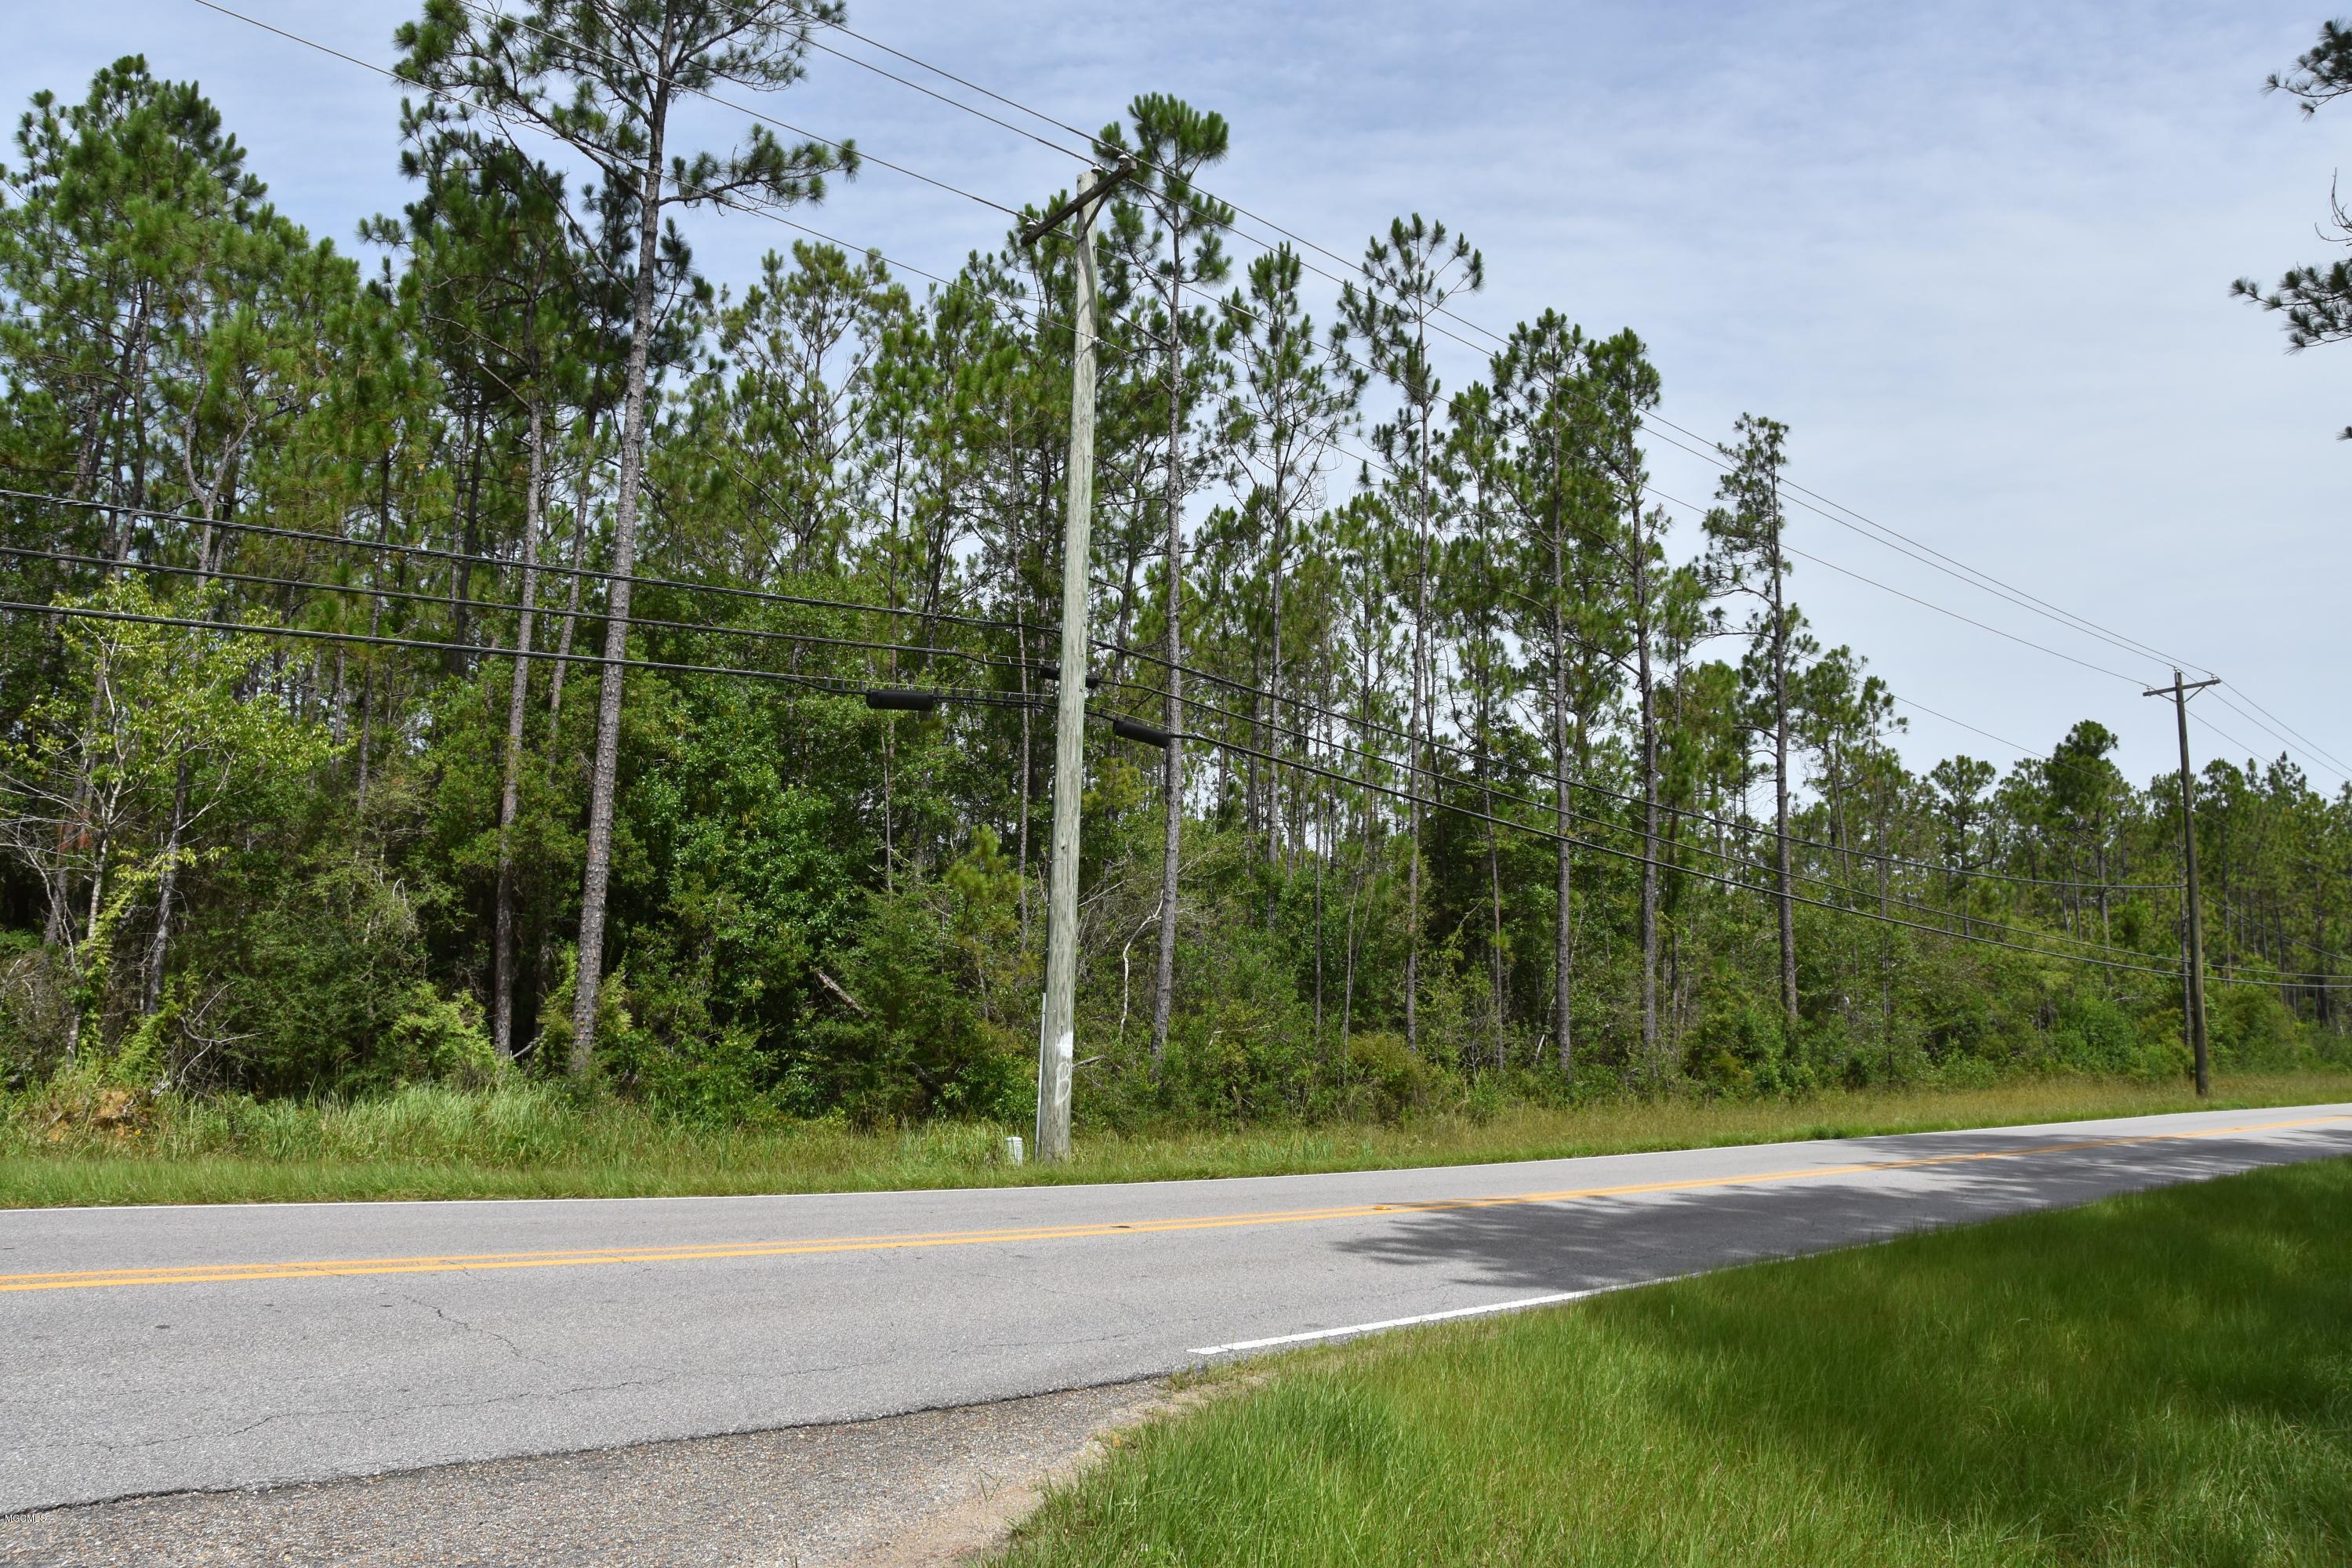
[
  {"x1": 2, "y1": 1069, "x2": 2348, "y2": 1207},
  {"x1": 998, "y1": 1155, "x2": 2352, "y2": 1566}
]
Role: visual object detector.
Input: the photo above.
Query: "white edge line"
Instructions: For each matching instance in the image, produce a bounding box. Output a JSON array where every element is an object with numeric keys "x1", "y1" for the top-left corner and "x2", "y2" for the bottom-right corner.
[{"x1": 1189, "y1": 1275, "x2": 1689, "y2": 1356}]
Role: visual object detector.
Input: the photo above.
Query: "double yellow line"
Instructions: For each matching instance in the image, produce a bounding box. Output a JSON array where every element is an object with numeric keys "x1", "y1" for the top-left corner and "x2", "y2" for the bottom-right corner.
[{"x1": 2, "y1": 1113, "x2": 2341, "y2": 1295}]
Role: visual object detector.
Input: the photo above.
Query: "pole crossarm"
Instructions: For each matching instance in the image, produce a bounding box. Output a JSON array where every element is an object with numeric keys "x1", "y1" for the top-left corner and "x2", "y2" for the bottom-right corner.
[{"x1": 1019, "y1": 157, "x2": 1137, "y2": 247}]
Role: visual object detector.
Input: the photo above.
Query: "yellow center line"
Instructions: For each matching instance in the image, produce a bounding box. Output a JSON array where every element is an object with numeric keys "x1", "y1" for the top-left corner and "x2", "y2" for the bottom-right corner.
[{"x1": 4, "y1": 1113, "x2": 2343, "y2": 1295}]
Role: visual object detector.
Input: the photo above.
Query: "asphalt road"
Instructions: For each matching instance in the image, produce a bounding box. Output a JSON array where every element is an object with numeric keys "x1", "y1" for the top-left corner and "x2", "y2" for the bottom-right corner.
[{"x1": 5, "y1": 1102, "x2": 2347, "y2": 1515}]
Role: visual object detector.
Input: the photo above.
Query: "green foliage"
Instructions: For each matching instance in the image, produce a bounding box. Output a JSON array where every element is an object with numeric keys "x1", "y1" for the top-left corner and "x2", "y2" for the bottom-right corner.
[
  {"x1": 374, "y1": 983, "x2": 500, "y2": 1089},
  {"x1": 2, "y1": 53, "x2": 2347, "y2": 1147}
]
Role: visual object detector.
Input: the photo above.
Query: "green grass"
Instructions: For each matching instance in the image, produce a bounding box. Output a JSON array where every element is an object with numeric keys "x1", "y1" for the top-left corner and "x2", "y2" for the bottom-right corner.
[
  {"x1": 998, "y1": 1156, "x2": 2352, "y2": 1567},
  {"x1": 3, "y1": 1071, "x2": 2349, "y2": 1207}
]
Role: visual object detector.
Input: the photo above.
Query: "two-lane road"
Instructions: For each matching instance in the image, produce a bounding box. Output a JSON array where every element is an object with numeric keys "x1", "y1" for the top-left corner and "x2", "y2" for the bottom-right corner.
[{"x1": 5, "y1": 1102, "x2": 2347, "y2": 1514}]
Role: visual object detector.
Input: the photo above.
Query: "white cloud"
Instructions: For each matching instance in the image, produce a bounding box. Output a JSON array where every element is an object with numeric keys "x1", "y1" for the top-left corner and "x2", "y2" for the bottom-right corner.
[{"x1": 8, "y1": 0, "x2": 2347, "y2": 785}]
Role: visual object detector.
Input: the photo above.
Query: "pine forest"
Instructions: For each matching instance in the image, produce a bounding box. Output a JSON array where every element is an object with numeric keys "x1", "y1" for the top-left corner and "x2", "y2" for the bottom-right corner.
[{"x1": 3, "y1": 14, "x2": 2347, "y2": 1141}]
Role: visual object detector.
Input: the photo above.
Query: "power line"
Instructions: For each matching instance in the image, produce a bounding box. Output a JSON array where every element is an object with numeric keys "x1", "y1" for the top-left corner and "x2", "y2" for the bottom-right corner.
[
  {"x1": 1097, "y1": 634, "x2": 2166, "y2": 895},
  {"x1": 185, "y1": 0, "x2": 1163, "y2": 373},
  {"x1": 1884, "y1": 694, "x2": 2034, "y2": 759},
  {"x1": 2211, "y1": 691, "x2": 2350, "y2": 788},
  {"x1": 16, "y1": 479, "x2": 2139, "y2": 900},
  {"x1": 1094, "y1": 666, "x2": 2196, "y2": 956},
  {"x1": 1642, "y1": 423, "x2": 2183, "y2": 677},
  {"x1": 0, "y1": 543, "x2": 1043, "y2": 677},
  {"x1": 2227, "y1": 688, "x2": 2352, "y2": 779},
  {"x1": 1644, "y1": 486, "x2": 2146, "y2": 687},
  {"x1": 1181, "y1": 721, "x2": 2345, "y2": 988},
  {"x1": 2190, "y1": 708, "x2": 2276, "y2": 767},
  {"x1": 437, "y1": 0, "x2": 1026, "y2": 219},
  {"x1": 0, "y1": 488, "x2": 1033, "y2": 634},
  {"x1": 16, "y1": 595, "x2": 2336, "y2": 986},
  {"x1": 788, "y1": 5, "x2": 2352, "y2": 794},
  {"x1": 190, "y1": 0, "x2": 2165, "y2": 770}
]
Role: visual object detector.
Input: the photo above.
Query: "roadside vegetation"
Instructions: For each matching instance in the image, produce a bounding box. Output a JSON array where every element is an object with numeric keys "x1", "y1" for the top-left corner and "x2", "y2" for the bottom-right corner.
[
  {"x1": 5, "y1": 24, "x2": 2350, "y2": 1174},
  {"x1": 5, "y1": 1071, "x2": 2347, "y2": 1207},
  {"x1": 999, "y1": 1156, "x2": 2352, "y2": 1567}
]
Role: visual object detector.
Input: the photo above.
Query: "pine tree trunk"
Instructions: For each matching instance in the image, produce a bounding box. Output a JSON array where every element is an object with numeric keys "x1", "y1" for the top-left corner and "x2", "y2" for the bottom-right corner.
[
  {"x1": 1550, "y1": 524, "x2": 1573, "y2": 1080},
  {"x1": 569, "y1": 82, "x2": 671, "y2": 1076},
  {"x1": 1150, "y1": 217, "x2": 1188, "y2": 1068},
  {"x1": 492, "y1": 398, "x2": 546, "y2": 1062},
  {"x1": 549, "y1": 414, "x2": 596, "y2": 721},
  {"x1": 142, "y1": 762, "x2": 191, "y2": 1018},
  {"x1": 1773, "y1": 516, "x2": 1798, "y2": 1029}
]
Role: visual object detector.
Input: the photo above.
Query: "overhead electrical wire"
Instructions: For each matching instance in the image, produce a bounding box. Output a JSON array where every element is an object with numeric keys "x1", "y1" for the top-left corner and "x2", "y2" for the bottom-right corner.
[
  {"x1": 156, "y1": 2, "x2": 2352, "y2": 932},
  {"x1": 0, "y1": 595, "x2": 1014, "y2": 703},
  {"x1": 435, "y1": 0, "x2": 1029, "y2": 220},
  {"x1": 1174, "y1": 724, "x2": 2350, "y2": 990},
  {"x1": 768, "y1": 3, "x2": 2352, "y2": 785},
  {"x1": 1095, "y1": 635, "x2": 2172, "y2": 895},
  {"x1": 8, "y1": 592, "x2": 2339, "y2": 987},
  {"x1": 1137, "y1": 682, "x2": 2352, "y2": 984},
  {"x1": 2210, "y1": 691, "x2": 2350, "y2": 787},
  {"x1": 184, "y1": 0, "x2": 1167, "y2": 381},
  {"x1": 0, "y1": 542, "x2": 1044, "y2": 677},
  {"x1": 0, "y1": 488, "x2": 2174, "y2": 902},
  {"x1": 191, "y1": 0, "x2": 2153, "y2": 775},
  {"x1": 1089, "y1": 659, "x2": 2187, "y2": 948},
  {"x1": 0, "y1": 488, "x2": 1032, "y2": 634}
]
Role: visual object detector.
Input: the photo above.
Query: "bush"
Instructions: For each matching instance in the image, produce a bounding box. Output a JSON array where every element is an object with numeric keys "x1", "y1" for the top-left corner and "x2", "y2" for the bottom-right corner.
[
  {"x1": 368, "y1": 984, "x2": 500, "y2": 1091},
  {"x1": 795, "y1": 888, "x2": 1027, "y2": 1126},
  {"x1": 1340, "y1": 1033, "x2": 1450, "y2": 1122},
  {"x1": 2209, "y1": 985, "x2": 2304, "y2": 1071},
  {"x1": 1686, "y1": 1002, "x2": 1798, "y2": 1097}
]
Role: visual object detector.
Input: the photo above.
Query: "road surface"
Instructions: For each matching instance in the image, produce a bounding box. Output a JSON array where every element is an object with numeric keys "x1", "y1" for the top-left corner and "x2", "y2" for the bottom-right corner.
[{"x1": 5, "y1": 1101, "x2": 2347, "y2": 1515}]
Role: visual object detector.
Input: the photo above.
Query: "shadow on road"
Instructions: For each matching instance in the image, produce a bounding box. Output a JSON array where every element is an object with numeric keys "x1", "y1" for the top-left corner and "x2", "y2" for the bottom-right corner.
[{"x1": 1330, "y1": 1124, "x2": 2350, "y2": 1298}]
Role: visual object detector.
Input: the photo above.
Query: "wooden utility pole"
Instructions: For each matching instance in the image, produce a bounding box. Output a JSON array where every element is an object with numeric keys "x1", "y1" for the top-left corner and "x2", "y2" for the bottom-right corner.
[
  {"x1": 1025, "y1": 162, "x2": 1131, "y2": 1163},
  {"x1": 2145, "y1": 669, "x2": 2221, "y2": 1097}
]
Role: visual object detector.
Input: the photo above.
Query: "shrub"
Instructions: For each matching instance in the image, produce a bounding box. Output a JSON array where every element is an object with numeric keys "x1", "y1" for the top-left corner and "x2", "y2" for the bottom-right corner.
[{"x1": 369, "y1": 984, "x2": 500, "y2": 1090}]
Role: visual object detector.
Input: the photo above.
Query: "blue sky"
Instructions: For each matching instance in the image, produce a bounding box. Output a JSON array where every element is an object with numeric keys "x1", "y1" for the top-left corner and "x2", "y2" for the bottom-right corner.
[{"x1": 9, "y1": 1, "x2": 2349, "y2": 788}]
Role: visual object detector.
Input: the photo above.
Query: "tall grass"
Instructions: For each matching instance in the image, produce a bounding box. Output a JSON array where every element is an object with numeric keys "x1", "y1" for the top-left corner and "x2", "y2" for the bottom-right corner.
[
  {"x1": 3, "y1": 1070, "x2": 2348, "y2": 1207},
  {"x1": 1000, "y1": 1156, "x2": 2352, "y2": 1566}
]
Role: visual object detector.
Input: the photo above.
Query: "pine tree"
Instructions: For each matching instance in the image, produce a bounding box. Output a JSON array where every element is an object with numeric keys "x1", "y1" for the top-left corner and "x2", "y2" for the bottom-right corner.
[
  {"x1": 1341, "y1": 216, "x2": 1480, "y2": 1053},
  {"x1": 1101, "y1": 94, "x2": 1232, "y2": 1069},
  {"x1": 400, "y1": 0, "x2": 853, "y2": 1074}
]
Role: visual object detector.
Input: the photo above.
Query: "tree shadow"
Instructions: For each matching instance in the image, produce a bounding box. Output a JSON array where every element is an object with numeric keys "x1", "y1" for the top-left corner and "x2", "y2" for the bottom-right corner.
[
  {"x1": 1331, "y1": 1134, "x2": 2352, "y2": 1557},
  {"x1": 1331, "y1": 1125, "x2": 2347, "y2": 1298}
]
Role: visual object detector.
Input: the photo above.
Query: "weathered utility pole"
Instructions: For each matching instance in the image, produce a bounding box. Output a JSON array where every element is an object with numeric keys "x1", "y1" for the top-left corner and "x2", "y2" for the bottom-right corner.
[
  {"x1": 1024, "y1": 161, "x2": 1133, "y2": 1163},
  {"x1": 2145, "y1": 669, "x2": 2222, "y2": 1098}
]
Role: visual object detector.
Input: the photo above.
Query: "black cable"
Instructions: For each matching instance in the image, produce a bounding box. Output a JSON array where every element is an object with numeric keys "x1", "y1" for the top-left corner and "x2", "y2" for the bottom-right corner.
[
  {"x1": 434, "y1": 0, "x2": 1027, "y2": 220},
  {"x1": 1094, "y1": 667, "x2": 2200, "y2": 965},
  {"x1": 1094, "y1": 634, "x2": 2174, "y2": 894},
  {"x1": 0, "y1": 487, "x2": 1033, "y2": 633},
  {"x1": 1174, "y1": 721, "x2": 2295, "y2": 984},
  {"x1": 184, "y1": 0, "x2": 1161, "y2": 371},
  {"x1": 0, "y1": 543, "x2": 1043, "y2": 676},
  {"x1": 2210, "y1": 691, "x2": 2349, "y2": 787},
  {"x1": 18, "y1": 593, "x2": 2334, "y2": 986},
  {"x1": 0, "y1": 597, "x2": 1038, "y2": 710},
  {"x1": 1642, "y1": 485, "x2": 2147, "y2": 686}
]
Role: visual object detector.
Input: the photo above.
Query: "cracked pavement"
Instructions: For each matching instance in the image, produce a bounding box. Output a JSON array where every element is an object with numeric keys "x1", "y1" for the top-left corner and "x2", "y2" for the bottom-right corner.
[{"x1": 4, "y1": 1102, "x2": 2348, "y2": 1523}]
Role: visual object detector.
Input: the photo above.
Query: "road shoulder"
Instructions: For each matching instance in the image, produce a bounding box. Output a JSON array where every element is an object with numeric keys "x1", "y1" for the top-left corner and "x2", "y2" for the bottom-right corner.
[{"x1": 0, "y1": 1379, "x2": 1182, "y2": 1568}]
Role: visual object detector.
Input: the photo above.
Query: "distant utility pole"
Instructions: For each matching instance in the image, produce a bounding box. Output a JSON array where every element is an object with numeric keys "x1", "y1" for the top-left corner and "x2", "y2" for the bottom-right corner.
[
  {"x1": 2145, "y1": 669, "x2": 2222, "y2": 1098},
  {"x1": 1024, "y1": 159, "x2": 1134, "y2": 1163}
]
